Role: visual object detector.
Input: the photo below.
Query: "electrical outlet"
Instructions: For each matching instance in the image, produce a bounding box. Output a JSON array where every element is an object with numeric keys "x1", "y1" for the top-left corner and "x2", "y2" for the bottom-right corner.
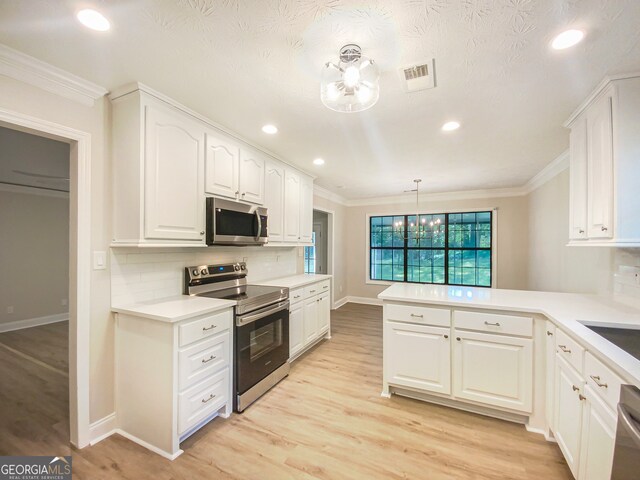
[
  {"x1": 276, "y1": 255, "x2": 281, "y2": 262},
  {"x1": 7, "y1": 306, "x2": 14, "y2": 314}
]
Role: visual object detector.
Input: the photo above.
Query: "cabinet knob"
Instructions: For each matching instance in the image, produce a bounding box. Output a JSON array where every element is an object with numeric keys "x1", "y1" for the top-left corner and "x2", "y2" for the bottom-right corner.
[
  {"x1": 579, "y1": 229, "x2": 585, "y2": 234},
  {"x1": 579, "y1": 394, "x2": 586, "y2": 401},
  {"x1": 200, "y1": 231, "x2": 205, "y2": 235},
  {"x1": 601, "y1": 226, "x2": 608, "y2": 232},
  {"x1": 242, "y1": 192, "x2": 246, "y2": 197},
  {"x1": 456, "y1": 337, "x2": 461, "y2": 341},
  {"x1": 572, "y1": 385, "x2": 580, "y2": 392},
  {"x1": 546, "y1": 331, "x2": 553, "y2": 336},
  {"x1": 444, "y1": 335, "x2": 449, "y2": 339}
]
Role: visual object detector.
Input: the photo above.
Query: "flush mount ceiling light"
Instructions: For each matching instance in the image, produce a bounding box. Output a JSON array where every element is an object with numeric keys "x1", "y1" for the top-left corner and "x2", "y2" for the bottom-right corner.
[
  {"x1": 313, "y1": 158, "x2": 325, "y2": 166},
  {"x1": 76, "y1": 9, "x2": 111, "y2": 31},
  {"x1": 442, "y1": 121, "x2": 460, "y2": 131},
  {"x1": 552, "y1": 29, "x2": 585, "y2": 50},
  {"x1": 321, "y1": 44, "x2": 380, "y2": 113},
  {"x1": 261, "y1": 124, "x2": 278, "y2": 134}
]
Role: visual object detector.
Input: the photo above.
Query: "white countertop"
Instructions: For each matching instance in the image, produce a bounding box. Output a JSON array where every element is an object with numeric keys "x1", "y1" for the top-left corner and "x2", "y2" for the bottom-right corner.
[
  {"x1": 256, "y1": 274, "x2": 332, "y2": 289},
  {"x1": 379, "y1": 283, "x2": 640, "y2": 387},
  {"x1": 112, "y1": 295, "x2": 236, "y2": 323}
]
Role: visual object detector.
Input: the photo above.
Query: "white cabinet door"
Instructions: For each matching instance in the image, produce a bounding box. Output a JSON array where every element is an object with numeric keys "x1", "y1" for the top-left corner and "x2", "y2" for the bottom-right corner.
[
  {"x1": 144, "y1": 104, "x2": 205, "y2": 241},
  {"x1": 204, "y1": 132, "x2": 239, "y2": 200},
  {"x1": 264, "y1": 162, "x2": 285, "y2": 242},
  {"x1": 303, "y1": 296, "x2": 318, "y2": 346},
  {"x1": 578, "y1": 386, "x2": 616, "y2": 480},
  {"x1": 284, "y1": 170, "x2": 301, "y2": 242},
  {"x1": 289, "y1": 302, "x2": 304, "y2": 358},
  {"x1": 452, "y1": 330, "x2": 533, "y2": 412},
  {"x1": 587, "y1": 92, "x2": 614, "y2": 239},
  {"x1": 545, "y1": 322, "x2": 557, "y2": 431},
  {"x1": 239, "y1": 149, "x2": 265, "y2": 205},
  {"x1": 385, "y1": 321, "x2": 451, "y2": 395},
  {"x1": 317, "y1": 291, "x2": 330, "y2": 336},
  {"x1": 299, "y1": 175, "x2": 314, "y2": 243},
  {"x1": 569, "y1": 117, "x2": 589, "y2": 240},
  {"x1": 554, "y1": 354, "x2": 585, "y2": 478}
]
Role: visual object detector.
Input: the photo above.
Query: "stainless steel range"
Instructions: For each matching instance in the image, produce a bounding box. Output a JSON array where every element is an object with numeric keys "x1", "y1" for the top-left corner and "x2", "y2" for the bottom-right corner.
[{"x1": 184, "y1": 262, "x2": 290, "y2": 412}]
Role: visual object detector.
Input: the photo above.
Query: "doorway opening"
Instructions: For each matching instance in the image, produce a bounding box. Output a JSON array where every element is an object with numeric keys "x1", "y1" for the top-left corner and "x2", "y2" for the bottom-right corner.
[{"x1": 0, "y1": 125, "x2": 71, "y2": 455}]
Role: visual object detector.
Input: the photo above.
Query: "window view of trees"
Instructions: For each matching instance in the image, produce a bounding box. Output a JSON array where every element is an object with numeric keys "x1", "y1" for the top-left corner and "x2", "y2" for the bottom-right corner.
[{"x1": 370, "y1": 211, "x2": 492, "y2": 287}]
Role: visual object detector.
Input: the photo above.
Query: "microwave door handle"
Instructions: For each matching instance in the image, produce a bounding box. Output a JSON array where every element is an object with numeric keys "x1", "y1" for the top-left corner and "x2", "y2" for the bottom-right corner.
[{"x1": 255, "y1": 210, "x2": 262, "y2": 241}]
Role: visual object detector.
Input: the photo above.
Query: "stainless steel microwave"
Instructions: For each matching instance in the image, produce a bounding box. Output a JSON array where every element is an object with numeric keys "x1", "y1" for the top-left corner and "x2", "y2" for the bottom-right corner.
[{"x1": 206, "y1": 197, "x2": 268, "y2": 246}]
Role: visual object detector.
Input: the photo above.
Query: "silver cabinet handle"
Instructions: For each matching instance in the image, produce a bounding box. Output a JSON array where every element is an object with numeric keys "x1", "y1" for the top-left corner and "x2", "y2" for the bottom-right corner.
[
  {"x1": 202, "y1": 355, "x2": 216, "y2": 364},
  {"x1": 579, "y1": 229, "x2": 585, "y2": 234},
  {"x1": 590, "y1": 375, "x2": 608, "y2": 388},
  {"x1": 202, "y1": 324, "x2": 217, "y2": 331},
  {"x1": 559, "y1": 345, "x2": 571, "y2": 353},
  {"x1": 410, "y1": 313, "x2": 424, "y2": 318},
  {"x1": 294, "y1": 295, "x2": 301, "y2": 299},
  {"x1": 323, "y1": 285, "x2": 329, "y2": 289},
  {"x1": 201, "y1": 394, "x2": 216, "y2": 403},
  {"x1": 484, "y1": 321, "x2": 500, "y2": 326},
  {"x1": 310, "y1": 289, "x2": 316, "y2": 293},
  {"x1": 546, "y1": 331, "x2": 553, "y2": 336},
  {"x1": 572, "y1": 385, "x2": 580, "y2": 392},
  {"x1": 601, "y1": 226, "x2": 608, "y2": 232}
]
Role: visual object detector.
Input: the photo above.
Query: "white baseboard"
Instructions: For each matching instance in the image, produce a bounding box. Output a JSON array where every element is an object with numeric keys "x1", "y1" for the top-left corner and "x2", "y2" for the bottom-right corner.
[
  {"x1": 115, "y1": 429, "x2": 183, "y2": 460},
  {"x1": 89, "y1": 413, "x2": 117, "y2": 445},
  {"x1": 0, "y1": 312, "x2": 69, "y2": 333},
  {"x1": 346, "y1": 296, "x2": 383, "y2": 306},
  {"x1": 333, "y1": 297, "x2": 349, "y2": 309}
]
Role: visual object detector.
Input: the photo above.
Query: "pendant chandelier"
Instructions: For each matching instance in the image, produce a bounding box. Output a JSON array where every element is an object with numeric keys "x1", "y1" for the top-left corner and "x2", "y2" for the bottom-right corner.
[
  {"x1": 320, "y1": 44, "x2": 380, "y2": 113},
  {"x1": 394, "y1": 179, "x2": 442, "y2": 243}
]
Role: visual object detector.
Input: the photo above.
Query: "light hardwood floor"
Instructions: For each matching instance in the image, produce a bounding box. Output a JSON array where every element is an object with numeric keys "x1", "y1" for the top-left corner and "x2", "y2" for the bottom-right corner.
[{"x1": 0, "y1": 306, "x2": 572, "y2": 479}]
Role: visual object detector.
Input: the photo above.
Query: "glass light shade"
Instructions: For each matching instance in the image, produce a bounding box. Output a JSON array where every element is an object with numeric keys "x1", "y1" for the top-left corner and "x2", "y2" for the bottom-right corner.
[{"x1": 321, "y1": 56, "x2": 380, "y2": 113}]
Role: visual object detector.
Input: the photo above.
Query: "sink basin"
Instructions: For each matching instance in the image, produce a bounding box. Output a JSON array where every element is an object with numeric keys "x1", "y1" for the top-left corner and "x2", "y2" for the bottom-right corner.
[{"x1": 581, "y1": 323, "x2": 640, "y2": 361}]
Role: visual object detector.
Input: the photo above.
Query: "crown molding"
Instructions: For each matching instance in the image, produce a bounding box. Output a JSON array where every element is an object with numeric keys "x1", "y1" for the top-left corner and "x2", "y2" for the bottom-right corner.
[
  {"x1": 313, "y1": 184, "x2": 348, "y2": 206},
  {"x1": 0, "y1": 44, "x2": 108, "y2": 107},
  {"x1": 522, "y1": 149, "x2": 569, "y2": 194}
]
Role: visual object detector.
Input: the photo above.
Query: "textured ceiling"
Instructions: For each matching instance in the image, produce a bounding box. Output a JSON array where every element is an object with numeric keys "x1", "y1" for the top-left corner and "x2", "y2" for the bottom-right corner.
[{"x1": 1, "y1": 0, "x2": 640, "y2": 199}]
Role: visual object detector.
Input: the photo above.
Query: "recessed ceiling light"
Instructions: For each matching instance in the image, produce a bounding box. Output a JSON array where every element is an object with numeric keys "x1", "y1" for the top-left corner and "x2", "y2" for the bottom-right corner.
[
  {"x1": 551, "y1": 29, "x2": 584, "y2": 50},
  {"x1": 442, "y1": 121, "x2": 460, "y2": 132},
  {"x1": 261, "y1": 124, "x2": 278, "y2": 134},
  {"x1": 313, "y1": 158, "x2": 325, "y2": 166},
  {"x1": 76, "y1": 9, "x2": 111, "y2": 31}
]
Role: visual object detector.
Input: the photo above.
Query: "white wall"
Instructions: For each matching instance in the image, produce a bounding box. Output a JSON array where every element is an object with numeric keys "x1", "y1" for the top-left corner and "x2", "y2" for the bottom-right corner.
[
  {"x1": 343, "y1": 195, "x2": 530, "y2": 300},
  {"x1": 0, "y1": 187, "x2": 69, "y2": 324},
  {"x1": 111, "y1": 247, "x2": 299, "y2": 306},
  {"x1": 527, "y1": 167, "x2": 640, "y2": 294}
]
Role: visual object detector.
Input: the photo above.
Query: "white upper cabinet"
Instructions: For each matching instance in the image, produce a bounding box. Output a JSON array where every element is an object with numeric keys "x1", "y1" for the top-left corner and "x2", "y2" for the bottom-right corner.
[
  {"x1": 204, "y1": 132, "x2": 239, "y2": 200},
  {"x1": 566, "y1": 75, "x2": 640, "y2": 246},
  {"x1": 264, "y1": 161, "x2": 285, "y2": 242},
  {"x1": 238, "y1": 149, "x2": 265, "y2": 205},
  {"x1": 284, "y1": 170, "x2": 301, "y2": 242},
  {"x1": 110, "y1": 88, "x2": 206, "y2": 246},
  {"x1": 299, "y1": 175, "x2": 314, "y2": 244}
]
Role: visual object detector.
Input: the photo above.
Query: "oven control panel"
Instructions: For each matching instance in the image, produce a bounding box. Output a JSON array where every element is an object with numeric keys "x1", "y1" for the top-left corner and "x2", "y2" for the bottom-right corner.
[{"x1": 185, "y1": 262, "x2": 247, "y2": 284}]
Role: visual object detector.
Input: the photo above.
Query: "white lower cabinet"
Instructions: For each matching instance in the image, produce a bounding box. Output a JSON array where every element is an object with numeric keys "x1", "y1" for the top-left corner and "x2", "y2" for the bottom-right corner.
[
  {"x1": 578, "y1": 386, "x2": 616, "y2": 480},
  {"x1": 452, "y1": 330, "x2": 533, "y2": 412},
  {"x1": 385, "y1": 321, "x2": 451, "y2": 395},
  {"x1": 288, "y1": 280, "x2": 331, "y2": 360},
  {"x1": 554, "y1": 354, "x2": 585, "y2": 478}
]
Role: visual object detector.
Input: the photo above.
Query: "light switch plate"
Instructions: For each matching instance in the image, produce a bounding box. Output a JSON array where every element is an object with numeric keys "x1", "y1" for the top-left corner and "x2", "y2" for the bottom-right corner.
[{"x1": 93, "y1": 251, "x2": 107, "y2": 270}]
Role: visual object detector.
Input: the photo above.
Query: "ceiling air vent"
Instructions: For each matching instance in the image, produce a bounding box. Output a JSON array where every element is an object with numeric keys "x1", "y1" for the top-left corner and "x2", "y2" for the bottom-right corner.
[{"x1": 399, "y1": 59, "x2": 436, "y2": 92}]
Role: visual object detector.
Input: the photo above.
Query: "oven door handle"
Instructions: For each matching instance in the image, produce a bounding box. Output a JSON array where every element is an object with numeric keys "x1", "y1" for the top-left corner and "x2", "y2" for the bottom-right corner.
[
  {"x1": 618, "y1": 403, "x2": 640, "y2": 448},
  {"x1": 255, "y1": 210, "x2": 262, "y2": 242},
  {"x1": 236, "y1": 300, "x2": 289, "y2": 327}
]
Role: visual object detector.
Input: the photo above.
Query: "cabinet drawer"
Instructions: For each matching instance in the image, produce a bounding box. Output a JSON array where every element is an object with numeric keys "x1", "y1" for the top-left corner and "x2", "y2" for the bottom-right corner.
[
  {"x1": 178, "y1": 331, "x2": 230, "y2": 391},
  {"x1": 290, "y1": 287, "x2": 304, "y2": 305},
  {"x1": 178, "y1": 367, "x2": 228, "y2": 434},
  {"x1": 556, "y1": 329, "x2": 585, "y2": 373},
  {"x1": 585, "y1": 351, "x2": 623, "y2": 412},
  {"x1": 179, "y1": 309, "x2": 232, "y2": 347},
  {"x1": 385, "y1": 303, "x2": 451, "y2": 327},
  {"x1": 304, "y1": 283, "x2": 323, "y2": 298},
  {"x1": 454, "y1": 310, "x2": 533, "y2": 337},
  {"x1": 318, "y1": 280, "x2": 330, "y2": 294}
]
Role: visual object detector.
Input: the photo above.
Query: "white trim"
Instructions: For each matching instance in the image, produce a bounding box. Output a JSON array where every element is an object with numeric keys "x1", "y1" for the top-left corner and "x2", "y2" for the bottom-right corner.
[
  {"x1": 333, "y1": 296, "x2": 349, "y2": 309},
  {"x1": 522, "y1": 150, "x2": 570, "y2": 194},
  {"x1": 114, "y1": 429, "x2": 183, "y2": 461},
  {"x1": 0, "y1": 313, "x2": 68, "y2": 333},
  {"x1": 89, "y1": 413, "x2": 117, "y2": 445},
  {"x1": 314, "y1": 185, "x2": 348, "y2": 206},
  {"x1": 564, "y1": 72, "x2": 640, "y2": 127},
  {"x1": 312, "y1": 205, "x2": 336, "y2": 308},
  {"x1": 0, "y1": 44, "x2": 107, "y2": 106},
  {"x1": 345, "y1": 296, "x2": 383, "y2": 306},
  {"x1": 0, "y1": 107, "x2": 93, "y2": 449},
  {"x1": 0, "y1": 182, "x2": 69, "y2": 198}
]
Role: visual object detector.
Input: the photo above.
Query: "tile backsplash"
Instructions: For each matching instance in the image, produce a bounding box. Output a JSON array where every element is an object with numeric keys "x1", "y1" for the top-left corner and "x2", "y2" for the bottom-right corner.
[
  {"x1": 613, "y1": 249, "x2": 640, "y2": 308},
  {"x1": 111, "y1": 246, "x2": 300, "y2": 306}
]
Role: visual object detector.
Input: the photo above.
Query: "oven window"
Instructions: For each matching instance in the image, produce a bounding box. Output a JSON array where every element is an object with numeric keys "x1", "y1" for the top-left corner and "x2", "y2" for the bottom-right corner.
[{"x1": 250, "y1": 319, "x2": 283, "y2": 362}]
